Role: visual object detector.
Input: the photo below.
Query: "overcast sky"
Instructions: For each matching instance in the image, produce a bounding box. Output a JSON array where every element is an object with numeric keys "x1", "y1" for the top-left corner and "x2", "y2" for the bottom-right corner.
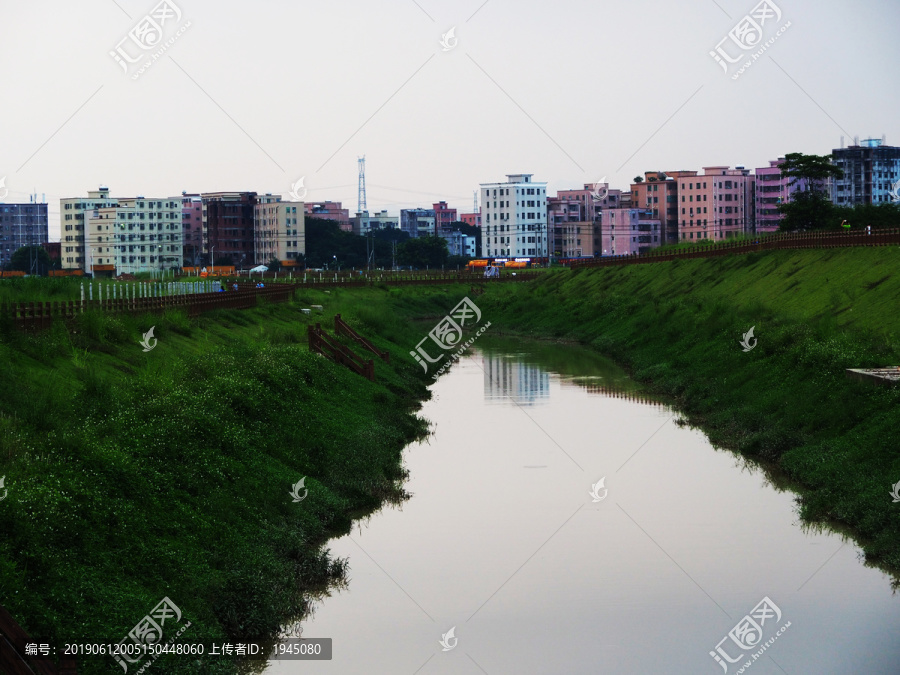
[{"x1": 2, "y1": 0, "x2": 898, "y2": 239}]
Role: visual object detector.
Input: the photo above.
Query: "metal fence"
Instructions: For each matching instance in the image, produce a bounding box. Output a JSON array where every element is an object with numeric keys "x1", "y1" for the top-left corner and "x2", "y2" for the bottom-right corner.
[{"x1": 570, "y1": 228, "x2": 900, "y2": 269}]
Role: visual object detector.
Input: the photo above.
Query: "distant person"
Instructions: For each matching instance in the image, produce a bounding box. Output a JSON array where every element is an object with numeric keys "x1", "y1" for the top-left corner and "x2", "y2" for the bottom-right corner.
[
  {"x1": 866, "y1": 225, "x2": 871, "y2": 236},
  {"x1": 232, "y1": 283, "x2": 238, "y2": 291}
]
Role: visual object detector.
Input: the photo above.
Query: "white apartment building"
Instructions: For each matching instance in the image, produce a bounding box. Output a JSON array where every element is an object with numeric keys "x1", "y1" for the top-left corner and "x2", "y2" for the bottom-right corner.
[
  {"x1": 60, "y1": 186, "x2": 118, "y2": 270},
  {"x1": 86, "y1": 196, "x2": 183, "y2": 275},
  {"x1": 480, "y1": 174, "x2": 548, "y2": 258},
  {"x1": 253, "y1": 196, "x2": 306, "y2": 266},
  {"x1": 62, "y1": 187, "x2": 184, "y2": 274}
]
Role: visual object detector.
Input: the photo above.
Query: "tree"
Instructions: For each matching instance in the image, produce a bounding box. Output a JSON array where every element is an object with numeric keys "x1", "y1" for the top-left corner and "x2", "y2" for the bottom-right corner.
[
  {"x1": 266, "y1": 257, "x2": 282, "y2": 272},
  {"x1": 633, "y1": 176, "x2": 644, "y2": 183},
  {"x1": 777, "y1": 190, "x2": 835, "y2": 231},
  {"x1": 780, "y1": 153, "x2": 843, "y2": 191},
  {"x1": 7, "y1": 246, "x2": 52, "y2": 275},
  {"x1": 397, "y1": 236, "x2": 448, "y2": 269},
  {"x1": 776, "y1": 153, "x2": 844, "y2": 231}
]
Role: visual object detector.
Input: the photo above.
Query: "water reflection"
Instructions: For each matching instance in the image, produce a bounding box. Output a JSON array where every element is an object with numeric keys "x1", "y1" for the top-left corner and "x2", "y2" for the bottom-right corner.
[{"x1": 482, "y1": 351, "x2": 550, "y2": 406}]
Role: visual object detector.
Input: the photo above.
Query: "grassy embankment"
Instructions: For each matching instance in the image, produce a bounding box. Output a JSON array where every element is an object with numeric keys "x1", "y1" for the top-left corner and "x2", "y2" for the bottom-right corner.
[
  {"x1": 475, "y1": 247, "x2": 900, "y2": 575},
  {"x1": 0, "y1": 283, "x2": 467, "y2": 674}
]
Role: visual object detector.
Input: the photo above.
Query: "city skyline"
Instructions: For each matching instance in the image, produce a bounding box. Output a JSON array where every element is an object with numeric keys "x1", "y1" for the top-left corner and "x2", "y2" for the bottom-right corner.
[{"x1": 2, "y1": 0, "x2": 897, "y2": 240}]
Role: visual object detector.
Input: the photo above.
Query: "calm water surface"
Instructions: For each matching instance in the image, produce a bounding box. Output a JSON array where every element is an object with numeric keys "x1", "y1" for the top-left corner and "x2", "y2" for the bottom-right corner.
[{"x1": 265, "y1": 340, "x2": 900, "y2": 674}]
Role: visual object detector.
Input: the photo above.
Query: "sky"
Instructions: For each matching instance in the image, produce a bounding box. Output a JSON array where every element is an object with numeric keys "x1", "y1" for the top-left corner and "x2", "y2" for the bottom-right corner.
[{"x1": 1, "y1": 0, "x2": 898, "y2": 240}]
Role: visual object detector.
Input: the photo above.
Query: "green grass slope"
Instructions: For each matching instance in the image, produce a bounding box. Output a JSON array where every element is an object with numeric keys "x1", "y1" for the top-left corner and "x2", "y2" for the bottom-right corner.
[
  {"x1": 0, "y1": 285, "x2": 469, "y2": 674},
  {"x1": 476, "y1": 248, "x2": 900, "y2": 573}
]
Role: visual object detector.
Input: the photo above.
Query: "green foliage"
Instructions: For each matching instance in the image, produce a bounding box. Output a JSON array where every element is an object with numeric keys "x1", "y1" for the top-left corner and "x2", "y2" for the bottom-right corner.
[
  {"x1": 6, "y1": 246, "x2": 53, "y2": 274},
  {"x1": 397, "y1": 235, "x2": 449, "y2": 269},
  {"x1": 0, "y1": 291, "x2": 435, "y2": 673}
]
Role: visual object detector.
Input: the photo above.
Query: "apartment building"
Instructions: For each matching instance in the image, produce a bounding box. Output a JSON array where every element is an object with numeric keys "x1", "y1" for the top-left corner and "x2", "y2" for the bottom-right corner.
[
  {"x1": 305, "y1": 201, "x2": 351, "y2": 231},
  {"x1": 600, "y1": 208, "x2": 662, "y2": 256},
  {"x1": 181, "y1": 194, "x2": 203, "y2": 267},
  {"x1": 202, "y1": 192, "x2": 258, "y2": 267},
  {"x1": 60, "y1": 186, "x2": 118, "y2": 270},
  {"x1": 0, "y1": 202, "x2": 49, "y2": 269},
  {"x1": 254, "y1": 196, "x2": 305, "y2": 265},
  {"x1": 630, "y1": 171, "x2": 694, "y2": 245},
  {"x1": 400, "y1": 209, "x2": 436, "y2": 238},
  {"x1": 480, "y1": 174, "x2": 548, "y2": 258},
  {"x1": 85, "y1": 196, "x2": 182, "y2": 276},
  {"x1": 351, "y1": 210, "x2": 398, "y2": 236},
  {"x1": 677, "y1": 167, "x2": 755, "y2": 241},
  {"x1": 432, "y1": 201, "x2": 458, "y2": 233},
  {"x1": 831, "y1": 138, "x2": 900, "y2": 206}
]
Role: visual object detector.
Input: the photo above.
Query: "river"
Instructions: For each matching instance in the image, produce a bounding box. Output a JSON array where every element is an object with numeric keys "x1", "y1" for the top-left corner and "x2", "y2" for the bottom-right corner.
[{"x1": 264, "y1": 339, "x2": 900, "y2": 674}]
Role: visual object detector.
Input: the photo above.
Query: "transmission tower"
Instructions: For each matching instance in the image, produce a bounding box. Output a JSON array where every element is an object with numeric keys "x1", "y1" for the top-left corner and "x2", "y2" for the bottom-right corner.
[{"x1": 358, "y1": 156, "x2": 368, "y2": 215}]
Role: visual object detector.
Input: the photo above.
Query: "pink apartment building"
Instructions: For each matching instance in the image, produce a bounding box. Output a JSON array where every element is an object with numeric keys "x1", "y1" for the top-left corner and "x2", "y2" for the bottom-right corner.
[
  {"x1": 433, "y1": 201, "x2": 458, "y2": 232},
  {"x1": 181, "y1": 193, "x2": 203, "y2": 266},
  {"x1": 460, "y1": 212, "x2": 481, "y2": 228},
  {"x1": 600, "y1": 208, "x2": 662, "y2": 256},
  {"x1": 305, "y1": 201, "x2": 351, "y2": 231},
  {"x1": 547, "y1": 182, "x2": 625, "y2": 258},
  {"x1": 630, "y1": 171, "x2": 697, "y2": 245},
  {"x1": 677, "y1": 167, "x2": 755, "y2": 241}
]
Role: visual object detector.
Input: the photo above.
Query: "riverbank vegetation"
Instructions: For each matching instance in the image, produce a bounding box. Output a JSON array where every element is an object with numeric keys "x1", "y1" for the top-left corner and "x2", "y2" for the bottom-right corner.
[
  {"x1": 474, "y1": 247, "x2": 900, "y2": 576},
  {"x1": 0, "y1": 286, "x2": 466, "y2": 673}
]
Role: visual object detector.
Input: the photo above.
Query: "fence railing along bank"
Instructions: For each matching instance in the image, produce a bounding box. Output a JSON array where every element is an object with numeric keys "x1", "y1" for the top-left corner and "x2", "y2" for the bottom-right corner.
[
  {"x1": 570, "y1": 228, "x2": 900, "y2": 269},
  {"x1": 334, "y1": 314, "x2": 390, "y2": 363},
  {"x1": 308, "y1": 322, "x2": 375, "y2": 381},
  {"x1": 1, "y1": 274, "x2": 537, "y2": 332}
]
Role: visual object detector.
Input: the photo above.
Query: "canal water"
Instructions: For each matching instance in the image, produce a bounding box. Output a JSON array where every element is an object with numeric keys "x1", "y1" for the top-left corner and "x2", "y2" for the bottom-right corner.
[{"x1": 265, "y1": 340, "x2": 900, "y2": 674}]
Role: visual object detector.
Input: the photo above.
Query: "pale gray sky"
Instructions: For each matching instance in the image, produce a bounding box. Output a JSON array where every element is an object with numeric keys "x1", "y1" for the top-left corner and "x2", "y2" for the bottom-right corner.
[{"x1": 1, "y1": 0, "x2": 898, "y2": 240}]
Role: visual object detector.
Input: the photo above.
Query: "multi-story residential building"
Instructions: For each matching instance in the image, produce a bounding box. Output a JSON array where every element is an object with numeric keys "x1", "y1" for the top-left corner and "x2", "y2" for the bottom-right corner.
[
  {"x1": 305, "y1": 201, "x2": 351, "y2": 231},
  {"x1": 630, "y1": 171, "x2": 691, "y2": 245},
  {"x1": 432, "y1": 201, "x2": 458, "y2": 233},
  {"x1": 546, "y1": 182, "x2": 625, "y2": 258},
  {"x1": 600, "y1": 208, "x2": 662, "y2": 256},
  {"x1": 253, "y1": 196, "x2": 305, "y2": 266},
  {"x1": 181, "y1": 193, "x2": 203, "y2": 266},
  {"x1": 400, "y1": 209, "x2": 436, "y2": 238},
  {"x1": 60, "y1": 186, "x2": 118, "y2": 270},
  {"x1": 677, "y1": 167, "x2": 755, "y2": 241},
  {"x1": 831, "y1": 138, "x2": 900, "y2": 206},
  {"x1": 202, "y1": 192, "x2": 258, "y2": 267},
  {"x1": 753, "y1": 159, "x2": 825, "y2": 233},
  {"x1": 351, "y1": 210, "x2": 398, "y2": 236},
  {"x1": 86, "y1": 196, "x2": 183, "y2": 276},
  {"x1": 0, "y1": 202, "x2": 49, "y2": 269},
  {"x1": 438, "y1": 230, "x2": 476, "y2": 258},
  {"x1": 480, "y1": 174, "x2": 548, "y2": 258},
  {"x1": 460, "y1": 212, "x2": 482, "y2": 228}
]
